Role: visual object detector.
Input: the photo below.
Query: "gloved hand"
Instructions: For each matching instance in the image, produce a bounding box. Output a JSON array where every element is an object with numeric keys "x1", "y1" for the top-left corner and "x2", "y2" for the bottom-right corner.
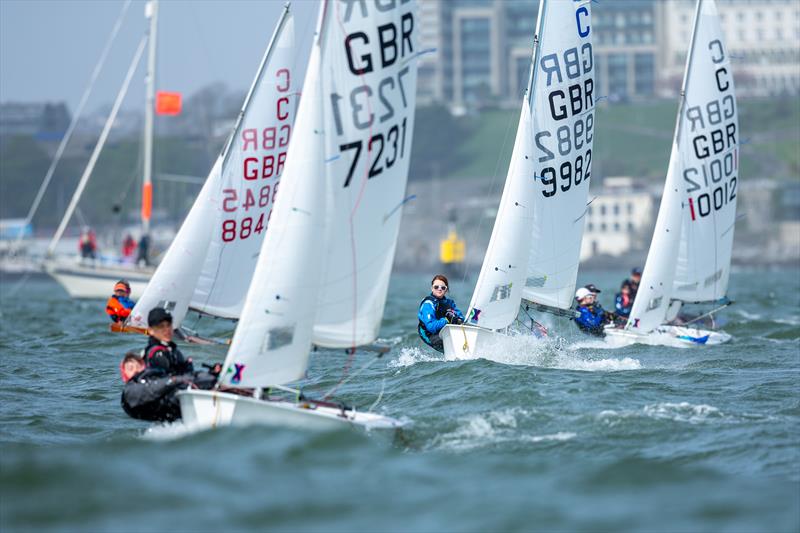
[
  {"x1": 445, "y1": 308, "x2": 457, "y2": 321},
  {"x1": 452, "y1": 316, "x2": 464, "y2": 325}
]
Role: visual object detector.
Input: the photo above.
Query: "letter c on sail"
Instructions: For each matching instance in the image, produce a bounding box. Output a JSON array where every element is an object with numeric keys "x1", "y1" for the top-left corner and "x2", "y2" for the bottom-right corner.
[{"x1": 576, "y1": 6, "x2": 590, "y2": 38}]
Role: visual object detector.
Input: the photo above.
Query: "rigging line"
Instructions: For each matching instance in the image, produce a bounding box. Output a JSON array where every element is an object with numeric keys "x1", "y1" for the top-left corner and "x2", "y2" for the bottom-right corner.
[
  {"x1": 19, "y1": 0, "x2": 133, "y2": 243},
  {"x1": 367, "y1": 377, "x2": 386, "y2": 413},
  {"x1": 328, "y1": 0, "x2": 375, "y2": 390},
  {"x1": 461, "y1": 106, "x2": 518, "y2": 290},
  {"x1": 48, "y1": 35, "x2": 149, "y2": 255},
  {"x1": 323, "y1": 350, "x2": 382, "y2": 400}
]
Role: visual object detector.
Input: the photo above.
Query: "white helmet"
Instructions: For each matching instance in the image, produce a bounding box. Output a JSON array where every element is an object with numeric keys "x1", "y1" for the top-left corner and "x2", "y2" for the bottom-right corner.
[{"x1": 575, "y1": 287, "x2": 592, "y2": 301}]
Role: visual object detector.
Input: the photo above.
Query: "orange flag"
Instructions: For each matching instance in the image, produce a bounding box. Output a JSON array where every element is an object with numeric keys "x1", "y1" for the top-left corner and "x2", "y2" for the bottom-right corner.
[{"x1": 155, "y1": 91, "x2": 182, "y2": 115}]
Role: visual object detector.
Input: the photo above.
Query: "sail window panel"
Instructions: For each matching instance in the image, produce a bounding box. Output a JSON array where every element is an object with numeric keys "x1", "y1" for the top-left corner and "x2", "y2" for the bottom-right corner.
[{"x1": 264, "y1": 326, "x2": 295, "y2": 351}]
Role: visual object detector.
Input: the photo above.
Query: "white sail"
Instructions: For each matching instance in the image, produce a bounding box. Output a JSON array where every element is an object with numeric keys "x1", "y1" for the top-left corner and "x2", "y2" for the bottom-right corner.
[
  {"x1": 220, "y1": 35, "x2": 326, "y2": 388},
  {"x1": 626, "y1": 143, "x2": 685, "y2": 333},
  {"x1": 127, "y1": 158, "x2": 221, "y2": 329},
  {"x1": 627, "y1": 0, "x2": 729, "y2": 333},
  {"x1": 672, "y1": 0, "x2": 738, "y2": 304},
  {"x1": 126, "y1": 8, "x2": 297, "y2": 329},
  {"x1": 191, "y1": 12, "x2": 298, "y2": 319},
  {"x1": 521, "y1": 0, "x2": 595, "y2": 311},
  {"x1": 467, "y1": 101, "x2": 537, "y2": 330},
  {"x1": 312, "y1": 0, "x2": 419, "y2": 347}
]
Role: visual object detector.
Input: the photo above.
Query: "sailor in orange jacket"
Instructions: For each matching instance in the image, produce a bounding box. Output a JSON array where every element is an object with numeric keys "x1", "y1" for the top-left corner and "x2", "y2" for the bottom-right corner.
[{"x1": 106, "y1": 280, "x2": 135, "y2": 323}]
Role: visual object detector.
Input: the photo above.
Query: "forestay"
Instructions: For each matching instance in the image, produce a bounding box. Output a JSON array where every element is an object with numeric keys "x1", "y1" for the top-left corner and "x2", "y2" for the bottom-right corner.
[
  {"x1": 521, "y1": 0, "x2": 595, "y2": 312},
  {"x1": 220, "y1": 36, "x2": 326, "y2": 388},
  {"x1": 312, "y1": 0, "x2": 419, "y2": 347},
  {"x1": 127, "y1": 8, "x2": 297, "y2": 329},
  {"x1": 192, "y1": 13, "x2": 298, "y2": 319},
  {"x1": 672, "y1": 0, "x2": 738, "y2": 304}
]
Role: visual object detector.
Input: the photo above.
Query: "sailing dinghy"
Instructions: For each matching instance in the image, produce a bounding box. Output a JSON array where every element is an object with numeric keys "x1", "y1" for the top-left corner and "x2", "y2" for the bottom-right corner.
[
  {"x1": 441, "y1": 0, "x2": 595, "y2": 360},
  {"x1": 112, "y1": 4, "x2": 297, "y2": 340},
  {"x1": 179, "y1": 0, "x2": 419, "y2": 431},
  {"x1": 604, "y1": 0, "x2": 737, "y2": 347}
]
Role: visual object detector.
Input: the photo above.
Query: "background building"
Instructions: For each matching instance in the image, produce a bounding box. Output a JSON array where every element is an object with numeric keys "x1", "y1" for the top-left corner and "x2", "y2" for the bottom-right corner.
[
  {"x1": 417, "y1": 0, "x2": 799, "y2": 110},
  {"x1": 580, "y1": 177, "x2": 655, "y2": 260},
  {"x1": 659, "y1": 0, "x2": 800, "y2": 96}
]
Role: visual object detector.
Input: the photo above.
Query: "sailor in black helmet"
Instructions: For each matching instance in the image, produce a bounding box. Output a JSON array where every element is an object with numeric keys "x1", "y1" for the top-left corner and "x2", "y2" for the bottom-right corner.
[{"x1": 143, "y1": 307, "x2": 194, "y2": 376}]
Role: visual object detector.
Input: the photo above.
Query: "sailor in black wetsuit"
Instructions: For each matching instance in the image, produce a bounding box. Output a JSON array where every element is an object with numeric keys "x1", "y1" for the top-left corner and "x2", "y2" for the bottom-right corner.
[
  {"x1": 418, "y1": 274, "x2": 465, "y2": 353},
  {"x1": 120, "y1": 352, "x2": 190, "y2": 422}
]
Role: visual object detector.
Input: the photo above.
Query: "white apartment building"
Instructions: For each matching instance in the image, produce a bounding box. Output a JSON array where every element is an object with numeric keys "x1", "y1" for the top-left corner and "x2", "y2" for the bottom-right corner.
[
  {"x1": 580, "y1": 177, "x2": 656, "y2": 260},
  {"x1": 659, "y1": 0, "x2": 800, "y2": 97}
]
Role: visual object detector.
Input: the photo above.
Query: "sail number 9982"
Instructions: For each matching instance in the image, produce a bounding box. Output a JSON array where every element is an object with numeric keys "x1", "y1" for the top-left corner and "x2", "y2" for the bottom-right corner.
[{"x1": 539, "y1": 149, "x2": 592, "y2": 198}]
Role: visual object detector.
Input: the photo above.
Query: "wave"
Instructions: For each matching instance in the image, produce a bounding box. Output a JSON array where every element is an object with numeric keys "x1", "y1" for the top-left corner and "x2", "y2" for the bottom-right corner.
[
  {"x1": 389, "y1": 346, "x2": 443, "y2": 368},
  {"x1": 447, "y1": 333, "x2": 642, "y2": 372},
  {"x1": 598, "y1": 402, "x2": 725, "y2": 426},
  {"x1": 426, "y1": 407, "x2": 575, "y2": 452}
]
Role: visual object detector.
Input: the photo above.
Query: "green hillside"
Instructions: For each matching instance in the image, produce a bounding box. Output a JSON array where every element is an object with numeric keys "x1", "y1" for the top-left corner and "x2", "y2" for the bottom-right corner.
[{"x1": 410, "y1": 97, "x2": 800, "y2": 183}]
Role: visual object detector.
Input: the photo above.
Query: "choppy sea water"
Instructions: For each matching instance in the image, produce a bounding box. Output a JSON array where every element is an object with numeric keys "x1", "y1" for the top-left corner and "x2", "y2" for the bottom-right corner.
[{"x1": 1, "y1": 268, "x2": 798, "y2": 532}]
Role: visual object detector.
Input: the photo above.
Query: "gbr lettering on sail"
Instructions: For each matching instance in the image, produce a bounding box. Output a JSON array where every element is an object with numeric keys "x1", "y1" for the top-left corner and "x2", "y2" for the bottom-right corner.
[
  {"x1": 683, "y1": 39, "x2": 737, "y2": 221},
  {"x1": 330, "y1": 0, "x2": 415, "y2": 188},
  {"x1": 534, "y1": 5, "x2": 594, "y2": 199}
]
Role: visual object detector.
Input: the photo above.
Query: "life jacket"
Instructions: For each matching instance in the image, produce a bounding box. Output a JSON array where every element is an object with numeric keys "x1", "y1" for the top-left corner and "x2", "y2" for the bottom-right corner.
[
  {"x1": 418, "y1": 295, "x2": 451, "y2": 336},
  {"x1": 106, "y1": 295, "x2": 132, "y2": 322}
]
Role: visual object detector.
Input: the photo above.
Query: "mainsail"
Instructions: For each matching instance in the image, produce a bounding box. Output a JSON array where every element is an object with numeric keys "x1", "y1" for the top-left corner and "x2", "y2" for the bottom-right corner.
[
  {"x1": 127, "y1": 6, "x2": 297, "y2": 329},
  {"x1": 220, "y1": 32, "x2": 326, "y2": 387},
  {"x1": 312, "y1": 0, "x2": 419, "y2": 347},
  {"x1": 628, "y1": 0, "x2": 736, "y2": 332},
  {"x1": 672, "y1": 0, "x2": 738, "y2": 304},
  {"x1": 221, "y1": 0, "x2": 420, "y2": 386},
  {"x1": 468, "y1": 0, "x2": 594, "y2": 330}
]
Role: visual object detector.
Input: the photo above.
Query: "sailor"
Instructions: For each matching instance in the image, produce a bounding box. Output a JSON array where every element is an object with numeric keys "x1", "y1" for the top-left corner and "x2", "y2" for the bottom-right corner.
[
  {"x1": 137, "y1": 233, "x2": 151, "y2": 267},
  {"x1": 105, "y1": 280, "x2": 135, "y2": 323},
  {"x1": 120, "y1": 352, "x2": 188, "y2": 422},
  {"x1": 574, "y1": 287, "x2": 614, "y2": 336},
  {"x1": 614, "y1": 281, "x2": 633, "y2": 319},
  {"x1": 79, "y1": 227, "x2": 97, "y2": 260},
  {"x1": 418, "y1": 274, "x2": 464, "y2": 353},
  {"x1": 625, "y1": 267, "x2": 642, "y2": 300},
  {"x1": 143, "y1": 307, "x2": 194, "y2": 376},
  {"x1": 119, "y1": 352, "x2": 220, "y2": 422}
]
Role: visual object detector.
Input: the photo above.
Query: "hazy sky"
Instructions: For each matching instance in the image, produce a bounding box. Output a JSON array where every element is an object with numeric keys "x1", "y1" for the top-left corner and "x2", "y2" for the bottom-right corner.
[{"x1": 0, "y1": 0, "x2": 318, "y2": 112}]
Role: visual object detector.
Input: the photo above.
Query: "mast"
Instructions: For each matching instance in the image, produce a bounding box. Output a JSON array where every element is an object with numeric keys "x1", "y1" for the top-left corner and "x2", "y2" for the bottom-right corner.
[
  {"x1": 671, "y1": 0, "x2": 704, "y2": 155},
  {"x1": 141, "y1": 0, "x2": 159, "y2": 235},
  {"x1": 219, "y1": 3, "x2": 291, "y2": 168},
  {"x1": 48, "y1": 38, "x2": 149, "y2": 255}
]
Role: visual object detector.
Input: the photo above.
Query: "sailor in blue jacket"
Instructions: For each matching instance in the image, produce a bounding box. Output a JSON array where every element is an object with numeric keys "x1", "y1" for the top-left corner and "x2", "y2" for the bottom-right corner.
[
  {"x1": 574, "y1": 287, "x2": 612, "y2": 336},
  {"x1": 418, "y1": 274, "x2": 464, "y2": 352},
  {"x1": 614, "y1": 281, "x2": 633, "y2": 318}
]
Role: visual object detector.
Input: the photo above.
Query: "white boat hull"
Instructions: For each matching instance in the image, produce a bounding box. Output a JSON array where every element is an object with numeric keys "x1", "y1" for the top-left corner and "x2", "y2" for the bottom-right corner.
[
  {"x1": 603, "y1": 324, "x2": 732, "y2": 348},
  {"x1": 178, "y1": 389, "x2": 404, "y2": 432},
  {"x1": 44, "y1": 261, "x2": 151, "y2": 299},
  {"x1": 440, "y1": 324, "x2": 509, "y2": 360}
]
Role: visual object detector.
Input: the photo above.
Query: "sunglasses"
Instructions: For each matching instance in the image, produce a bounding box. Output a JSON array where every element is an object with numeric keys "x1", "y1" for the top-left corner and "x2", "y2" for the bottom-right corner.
[{"x1": 432, "y1": 284, "x2": 447, "y2": 290}]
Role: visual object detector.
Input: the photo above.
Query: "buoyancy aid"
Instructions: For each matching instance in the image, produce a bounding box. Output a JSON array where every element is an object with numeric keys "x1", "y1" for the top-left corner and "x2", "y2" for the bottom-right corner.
[{"x1": 106, "y1": 295, "x2": 134, "y2": 322}]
